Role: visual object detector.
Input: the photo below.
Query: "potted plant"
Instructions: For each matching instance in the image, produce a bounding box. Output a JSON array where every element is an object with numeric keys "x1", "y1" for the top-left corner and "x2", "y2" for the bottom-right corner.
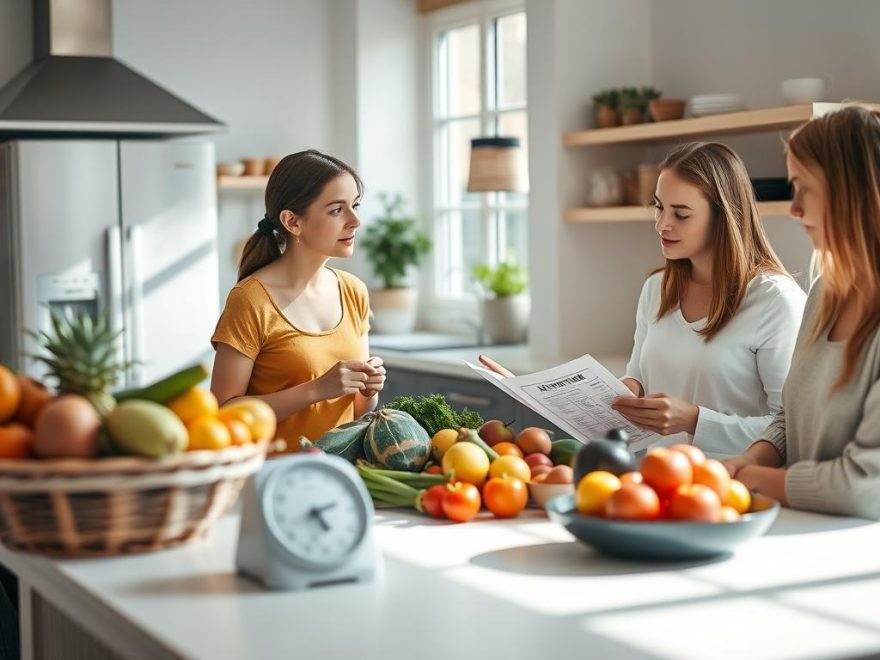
[
  {"x1": 361, "y1": 193, "x2": 432, "y2": 334},
  {"x1": 471, "y1": 260, "x2": 530, "y2": 344},
  {"x1": 592, "y1": 89, "x2": 621, "y2": 128},
  {"x1": 619, "y1": 86, "x2": 661, "y2": 125}
]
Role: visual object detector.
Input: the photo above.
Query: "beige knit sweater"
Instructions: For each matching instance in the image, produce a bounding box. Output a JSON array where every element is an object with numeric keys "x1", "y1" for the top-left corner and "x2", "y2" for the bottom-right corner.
[{"x1": 761, "y1": 279, "x2": 880, "y2": 519}]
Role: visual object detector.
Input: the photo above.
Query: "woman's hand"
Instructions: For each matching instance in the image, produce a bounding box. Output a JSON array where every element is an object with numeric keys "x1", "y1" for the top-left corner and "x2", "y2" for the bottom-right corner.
[
  {"x1": 313, "y1": 360, "x2": 372, "y2": 400},
  {"x1": 610, "y1": 393, "x2": 699, "y2": 436},
  {"x1": 360, "y1": 356, "x2": 386, "y2": 399},
  {"x1": 721, "y1": 453, "x2": 758, "y2": 478}
]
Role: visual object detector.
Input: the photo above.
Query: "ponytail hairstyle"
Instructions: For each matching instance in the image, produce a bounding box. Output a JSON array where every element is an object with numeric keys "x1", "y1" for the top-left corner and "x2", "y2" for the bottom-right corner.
[
  {"x1": 237, "y1": 150, "x2": 364, "y2": 281},
  {"x1": 786, "y1": 105, "x2": 880, "y2": 388}
]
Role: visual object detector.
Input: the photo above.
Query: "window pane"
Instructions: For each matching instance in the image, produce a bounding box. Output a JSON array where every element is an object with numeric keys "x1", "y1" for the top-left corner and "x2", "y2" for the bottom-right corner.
[
  {"x1": 496, "y1": 13, "x2": 527, "y2": 109},
  {"x1": 439, "y1": 118, "x2": 482, "y2": 207},
  {"x1": 499, "y1": 209, "x2": 529, "y2": 269},
  {"x1": 435, "y1": 209, "x2": 483, "y2": 297},
  {"x1": 438, "y1": 24, "x2": 480, "y2": 117},
  {"x1": 497, "y1": 110, "x2": 529, "y2": 205}
]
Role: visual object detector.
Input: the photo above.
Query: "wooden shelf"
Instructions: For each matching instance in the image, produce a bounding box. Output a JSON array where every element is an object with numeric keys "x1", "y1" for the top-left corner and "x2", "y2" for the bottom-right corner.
[
  {"x1": 217, "y1": 175, "x2": 268, "y2": 191},
  {"x1": 564, "y1": 201, "x2": 792, "y2": 223},
  {"x1": 562, "y1": 103, "x2": 844, "y2": 147}
]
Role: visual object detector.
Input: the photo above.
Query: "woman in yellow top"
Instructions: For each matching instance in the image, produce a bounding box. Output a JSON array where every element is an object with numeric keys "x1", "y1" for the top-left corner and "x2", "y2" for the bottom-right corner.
[{"x1": 211, "y1": 150, "x2": 385, "y2": 450}]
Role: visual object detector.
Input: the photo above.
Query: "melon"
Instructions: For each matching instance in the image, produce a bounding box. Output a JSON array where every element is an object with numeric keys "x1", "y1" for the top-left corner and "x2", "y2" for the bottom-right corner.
[
  {"x1": 363, "y1": 409, "x2": 431, "y2": 472},
  {"x1": 315, "y1": 416, "x2": 371, "y2": 462}
]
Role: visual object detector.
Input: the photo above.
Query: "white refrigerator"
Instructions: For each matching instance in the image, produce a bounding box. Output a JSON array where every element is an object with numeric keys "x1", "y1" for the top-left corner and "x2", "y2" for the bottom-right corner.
[{"x1": 0, "y1": 139, "x2": 220, "y2": 388}]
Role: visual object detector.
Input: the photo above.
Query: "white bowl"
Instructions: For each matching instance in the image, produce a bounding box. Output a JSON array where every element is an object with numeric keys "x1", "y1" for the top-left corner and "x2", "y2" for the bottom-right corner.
[
  {"x1": 217, "y1": 161, "x2": 245, "y2": 177},
  {"x1": 528, "y1": 481, "x2": 574, "y2": 509},
  {"x1": 782, "y1": 78, "x2": 825, "y2": 105}
]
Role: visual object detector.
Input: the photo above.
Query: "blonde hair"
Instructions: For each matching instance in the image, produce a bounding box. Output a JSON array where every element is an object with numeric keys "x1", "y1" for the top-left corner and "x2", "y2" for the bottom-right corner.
[
  {"x1": 655, "y1": 142, "x2": 788, "y2": 341},
  {"x1": 787, "y1": 105, "x2": 880, "y2": 387}
]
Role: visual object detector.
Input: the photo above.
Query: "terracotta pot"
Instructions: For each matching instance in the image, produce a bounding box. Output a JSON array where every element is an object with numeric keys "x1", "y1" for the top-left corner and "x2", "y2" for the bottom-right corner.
[
  {"x1": 264, "y1": 157, "x2": 282, "y2": 176},
  {"x1": 482, "y1": 294, "x2": 529, "y2": 345},
  {"x1": 596, "y1": 105, "x2": 620, "y2": 128},
  {"x1": 242, "y1": 158, "x2": 266, "y2": 176},
  {"x1": 621, "y1": 109, "x2": 644, "y2": 126},
  {"x1": 649, "y1": 99, "x2": 686, "y2": 122},
  {"x1": 638, "y1": 164, "x2": 661, "y2": 206},
  {"x1": 370, "y1": 288, "x2": 418, "y2": 334}
]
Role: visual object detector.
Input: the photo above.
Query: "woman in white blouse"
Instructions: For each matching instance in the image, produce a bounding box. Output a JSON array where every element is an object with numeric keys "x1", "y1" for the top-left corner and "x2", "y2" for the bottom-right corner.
[{"x1": 611, "y1": 142, "x2": 806, "y2": 457}]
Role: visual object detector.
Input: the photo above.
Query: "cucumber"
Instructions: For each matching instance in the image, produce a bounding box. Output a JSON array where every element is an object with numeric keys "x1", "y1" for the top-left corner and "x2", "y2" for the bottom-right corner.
[
  {"x1": 114, "y1": 363, "x2": 209, "y2": 404},
  {"x1": 549, "y1": 438, "x2": 583, "y2": 466}
]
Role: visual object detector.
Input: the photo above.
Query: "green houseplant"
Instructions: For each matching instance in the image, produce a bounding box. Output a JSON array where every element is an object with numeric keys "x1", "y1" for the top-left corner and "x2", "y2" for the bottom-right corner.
[
  {"x1": 470, "y1": 260, "x2": 530, "y2": 345},
  {"x1": 619, "y1": 86, "x2": 661, "y2": 125},
  {"x1": 361, "y1": 193, "x2": 431, "y2": 333},
  {"x1": 592, "y1": 88, "x2": 621, "y2": 128}
]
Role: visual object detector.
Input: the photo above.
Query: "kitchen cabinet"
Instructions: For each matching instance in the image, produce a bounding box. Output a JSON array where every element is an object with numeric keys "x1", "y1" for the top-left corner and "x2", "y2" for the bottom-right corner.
[{"x1": 381, "y1": 366, "x2": 568, "y2": 436}]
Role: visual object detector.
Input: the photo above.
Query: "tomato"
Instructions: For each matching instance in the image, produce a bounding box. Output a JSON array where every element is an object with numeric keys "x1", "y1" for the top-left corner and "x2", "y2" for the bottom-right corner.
[
  {"x1": 575, "y1": 471, "x2": 621, "y2": 516},
  {"x1": 692, "y1": 459, "x2": 731, "y2": 501},
  {"x1": 516, "y1": 427, "x2": 552, "y2": 455},
  {"x1": 605, "y1": 483, "x2": 660, "y2": 520},
  {"x1": 489, "y1": 455, "x2": 531, "y2": 483},
  {"x1": 666, "y1": 484, "x2": 722, "y2": 522},
  {"x1": 442, "y1": 482, "x2": 482, "y2": 522},
  {"x1": 618, "y1": 471, "x2": 644, "y2": 486},
  {"x1": 442, "y1": 442, "x2": 491, "y2": 486},
  {"x1": 493, "y1": 441, "x2": 524, "y2": 458},
  {"x1": 421, "y1": 485, "x2": 447, "y2": 518},
  {"x1": 669, "y1": 443, "x2": 707, "y2": 467},
  {"x1": 483, "y1": 477, "x2": 528, "y2": 518},
  {"x1": 525, "y1": 453, "x2": 553, "y2": 470},
  {"x1": 423, "y1": 464, "x2": 443, "y2": 475},
  {"x1": 639, "y1": 447, "x2": 693, "y2": 496},
  {"x1": 725, "y1": 479, "x2": 752, "y2": 514}
]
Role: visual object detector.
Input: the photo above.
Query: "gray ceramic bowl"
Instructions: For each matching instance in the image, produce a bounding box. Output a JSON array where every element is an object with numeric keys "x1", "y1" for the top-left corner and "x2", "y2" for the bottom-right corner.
[{"x1": 546, "y1": 493, "x2": 780, "y2": 561}]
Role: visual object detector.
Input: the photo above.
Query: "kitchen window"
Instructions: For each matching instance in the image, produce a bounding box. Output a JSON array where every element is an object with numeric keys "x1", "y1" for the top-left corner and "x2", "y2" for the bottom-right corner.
[{"x1": 427, "y1": 1, "x2": 528, "y2": 304}]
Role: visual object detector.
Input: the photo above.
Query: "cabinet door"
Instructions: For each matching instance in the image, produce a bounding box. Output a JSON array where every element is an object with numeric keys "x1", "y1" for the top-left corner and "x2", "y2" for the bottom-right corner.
[{"x1": 378, "y1": 367, "x2": 420, "y2": 407}]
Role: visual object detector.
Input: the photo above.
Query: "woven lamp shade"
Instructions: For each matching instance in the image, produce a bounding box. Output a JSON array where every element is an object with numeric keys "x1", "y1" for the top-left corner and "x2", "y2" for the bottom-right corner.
[{"x1": 467, "y1": 137, "x2": 528, "y2": 192}]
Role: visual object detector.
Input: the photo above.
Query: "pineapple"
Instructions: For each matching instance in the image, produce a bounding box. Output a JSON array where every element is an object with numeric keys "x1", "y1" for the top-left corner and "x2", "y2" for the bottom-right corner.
[{"x1": 28, "y1": 309, "x2": 129, "y2": 417}]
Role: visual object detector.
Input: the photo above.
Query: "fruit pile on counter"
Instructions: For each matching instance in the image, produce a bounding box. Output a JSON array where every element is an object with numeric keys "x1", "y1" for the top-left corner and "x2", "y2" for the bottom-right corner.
[{"x1": 0, "y1": 310, "x2": 276, "y2": 462}]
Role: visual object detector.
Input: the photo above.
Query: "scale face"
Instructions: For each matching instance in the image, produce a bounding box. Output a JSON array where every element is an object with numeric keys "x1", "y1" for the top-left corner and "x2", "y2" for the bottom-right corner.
[{"x1": 235, "y1": 454, "x2": 379, "y2": 591}]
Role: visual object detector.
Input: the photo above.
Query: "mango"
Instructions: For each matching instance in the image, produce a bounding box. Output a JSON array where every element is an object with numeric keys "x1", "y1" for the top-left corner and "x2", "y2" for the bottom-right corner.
[{"x1": 105, "y1": 400, "x2": 188, "y2": 458}]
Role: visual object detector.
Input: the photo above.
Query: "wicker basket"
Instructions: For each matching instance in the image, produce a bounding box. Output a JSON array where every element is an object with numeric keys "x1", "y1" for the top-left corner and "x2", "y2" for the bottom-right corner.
[{"x1": 0, "y1": 442, "x2": 267, "y2": 557}]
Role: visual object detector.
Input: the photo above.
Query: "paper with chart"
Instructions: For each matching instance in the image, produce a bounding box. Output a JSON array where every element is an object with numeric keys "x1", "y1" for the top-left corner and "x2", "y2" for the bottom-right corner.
[{"x1": 464, "y1": 355, "x2": 661, "y2": 453}]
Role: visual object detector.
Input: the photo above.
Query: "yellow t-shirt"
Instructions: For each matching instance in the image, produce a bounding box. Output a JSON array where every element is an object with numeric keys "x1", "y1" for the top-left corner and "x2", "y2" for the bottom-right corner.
[{"x1": 211, "y1": 268, "x2": 370, "y2": 450}]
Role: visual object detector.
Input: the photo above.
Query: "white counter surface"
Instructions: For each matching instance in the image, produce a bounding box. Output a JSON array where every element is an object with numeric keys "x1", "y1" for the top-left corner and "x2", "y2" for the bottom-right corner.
[{"x1": 4, "y1": 506, "x2": 880, "y2": 660}]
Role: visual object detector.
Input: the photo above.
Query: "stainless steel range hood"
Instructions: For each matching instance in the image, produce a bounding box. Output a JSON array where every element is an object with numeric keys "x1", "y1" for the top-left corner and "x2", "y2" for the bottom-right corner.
[{"x1": 0, "y1": 0, "x2": 224, "y2": 136}]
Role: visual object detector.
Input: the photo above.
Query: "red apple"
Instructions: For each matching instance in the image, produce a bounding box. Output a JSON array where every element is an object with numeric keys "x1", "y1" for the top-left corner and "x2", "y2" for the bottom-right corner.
[{"x1": 479, "y1": 419, "x2": 515, "y2": 447}]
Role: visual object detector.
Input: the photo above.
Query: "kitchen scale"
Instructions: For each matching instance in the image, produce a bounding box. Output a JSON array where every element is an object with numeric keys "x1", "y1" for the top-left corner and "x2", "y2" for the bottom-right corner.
[{"x1": 235, "y1": 453, "x2": 380, "y2": 591}]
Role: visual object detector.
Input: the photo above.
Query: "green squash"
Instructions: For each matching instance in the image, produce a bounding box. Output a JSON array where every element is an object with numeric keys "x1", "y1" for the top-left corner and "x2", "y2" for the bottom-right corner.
[
  {"x1": 363, "y1": 409, "x2": 431, "y2": 472},
  {"x1": 315, "y1": 416, "x2": 371, "y2": 462}
]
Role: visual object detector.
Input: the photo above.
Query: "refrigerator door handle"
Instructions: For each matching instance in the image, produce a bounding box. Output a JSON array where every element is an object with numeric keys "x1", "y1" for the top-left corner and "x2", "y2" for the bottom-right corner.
[
  {"x1": 105, "y1": 225, "x2": 126, "y2": 384},
  {"x1": 128, "y1": 224, "x2": 146, "y2": 386}
]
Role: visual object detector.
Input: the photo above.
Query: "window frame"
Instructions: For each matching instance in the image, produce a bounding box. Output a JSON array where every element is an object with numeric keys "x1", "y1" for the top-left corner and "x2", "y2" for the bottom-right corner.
[{"x1": 421, "y1": 0, "x2": 528, "y2": 327}]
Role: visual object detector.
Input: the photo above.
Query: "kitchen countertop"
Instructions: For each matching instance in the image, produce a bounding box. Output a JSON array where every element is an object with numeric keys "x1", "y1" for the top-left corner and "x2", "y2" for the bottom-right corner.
[
  {"x1": 370, "y1": 336, "x2": 629, "y2": 380},
  {"x1": 4, "y1": 506, "x2": 880, "y2": 659}
]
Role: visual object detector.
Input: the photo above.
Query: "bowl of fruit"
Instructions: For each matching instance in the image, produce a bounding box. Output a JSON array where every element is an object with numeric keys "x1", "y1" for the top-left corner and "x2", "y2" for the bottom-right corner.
[{"x1": 546, "y1": 434, "x2": 780, "y2": 561}]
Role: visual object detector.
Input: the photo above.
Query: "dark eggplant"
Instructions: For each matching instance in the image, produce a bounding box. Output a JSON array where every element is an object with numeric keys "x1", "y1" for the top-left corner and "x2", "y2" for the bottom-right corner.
[{"x1": 573, "y1": 427, "x2": 636, "y2": 483}]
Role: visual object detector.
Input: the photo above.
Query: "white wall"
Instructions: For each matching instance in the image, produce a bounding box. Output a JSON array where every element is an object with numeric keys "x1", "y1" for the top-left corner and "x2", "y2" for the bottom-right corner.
[{"x1": 527, "y1": 0, "x2": 880, "y2": 359}]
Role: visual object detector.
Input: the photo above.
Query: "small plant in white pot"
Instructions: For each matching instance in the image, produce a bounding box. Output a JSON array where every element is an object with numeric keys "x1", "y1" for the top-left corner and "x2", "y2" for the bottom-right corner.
[
  {"x1": 361, "y1": 193, "x2": 431, "y2": 334},
  {"x1": 471, "y1": 260, "x2": 530, "y2": 345}
]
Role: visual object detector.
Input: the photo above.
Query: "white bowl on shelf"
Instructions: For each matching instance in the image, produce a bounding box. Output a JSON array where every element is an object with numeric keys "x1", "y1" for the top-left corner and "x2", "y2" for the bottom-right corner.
[
  {"x1": 217, "y1": 161, "x2": 245, "y2": 177},
  {"x1": 782, "y1": 78, "x2": 825, "y2": 105}
]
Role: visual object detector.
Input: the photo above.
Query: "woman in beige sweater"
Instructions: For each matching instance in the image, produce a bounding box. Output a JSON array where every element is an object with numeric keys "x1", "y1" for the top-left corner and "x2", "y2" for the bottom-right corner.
[{"x1": 723, "y1": 105, "x2": 880, "y2": 519}]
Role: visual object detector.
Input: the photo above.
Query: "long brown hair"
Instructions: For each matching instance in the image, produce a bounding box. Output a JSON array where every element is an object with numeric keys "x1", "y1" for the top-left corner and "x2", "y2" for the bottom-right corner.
[
  {"x1": 655, "y1": 142, "x2": 788, "y2": 341},
  {"x1": 787, "y1": 105, "x2": 880, "y2": 387},
  {"x1": 237, "y1": 150, "x2": 363, "y2": 281}
]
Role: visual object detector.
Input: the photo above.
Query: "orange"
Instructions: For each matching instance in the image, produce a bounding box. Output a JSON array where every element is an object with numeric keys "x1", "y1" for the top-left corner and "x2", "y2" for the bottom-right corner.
[
  {"x1": 167, "y1": 387, "x2": 218, "y2": 425},
  {"x1": 222, "y1": 418, "x2": 252, "y2": 445},
  {"x1": 15, "y1": 377, "x2": 53, "y2": 428},
  {"x1": 0, "y1": 366, "x2": 21, "y2": 423},
  {"x1": 187, "y1": 416, "x2": 231, "y2": 451},
  {"x1": 575, "y1": 471, "x2": 621, "y2": 516},
  {"x1": 0, "y1": 423, "x2": 34, "y2": 459},
  {"x1": 725, "y1": 479, "x2": 752, "y2": 514},
  {"x1": 492, "y1": 442, "x2": 524, "y2": 458},
  {"x1": 693, "y1": 459, "x2": 731, "y2": 502},
  {"x1": 218, "y1": 398, "x2": 276, "y2": 442},
  {"x1": 488, "y1": 455, "x2": 531, "y2": 483},
  {"x1": 430, "y1": 428, "x2": 458, "y2": 460}
]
